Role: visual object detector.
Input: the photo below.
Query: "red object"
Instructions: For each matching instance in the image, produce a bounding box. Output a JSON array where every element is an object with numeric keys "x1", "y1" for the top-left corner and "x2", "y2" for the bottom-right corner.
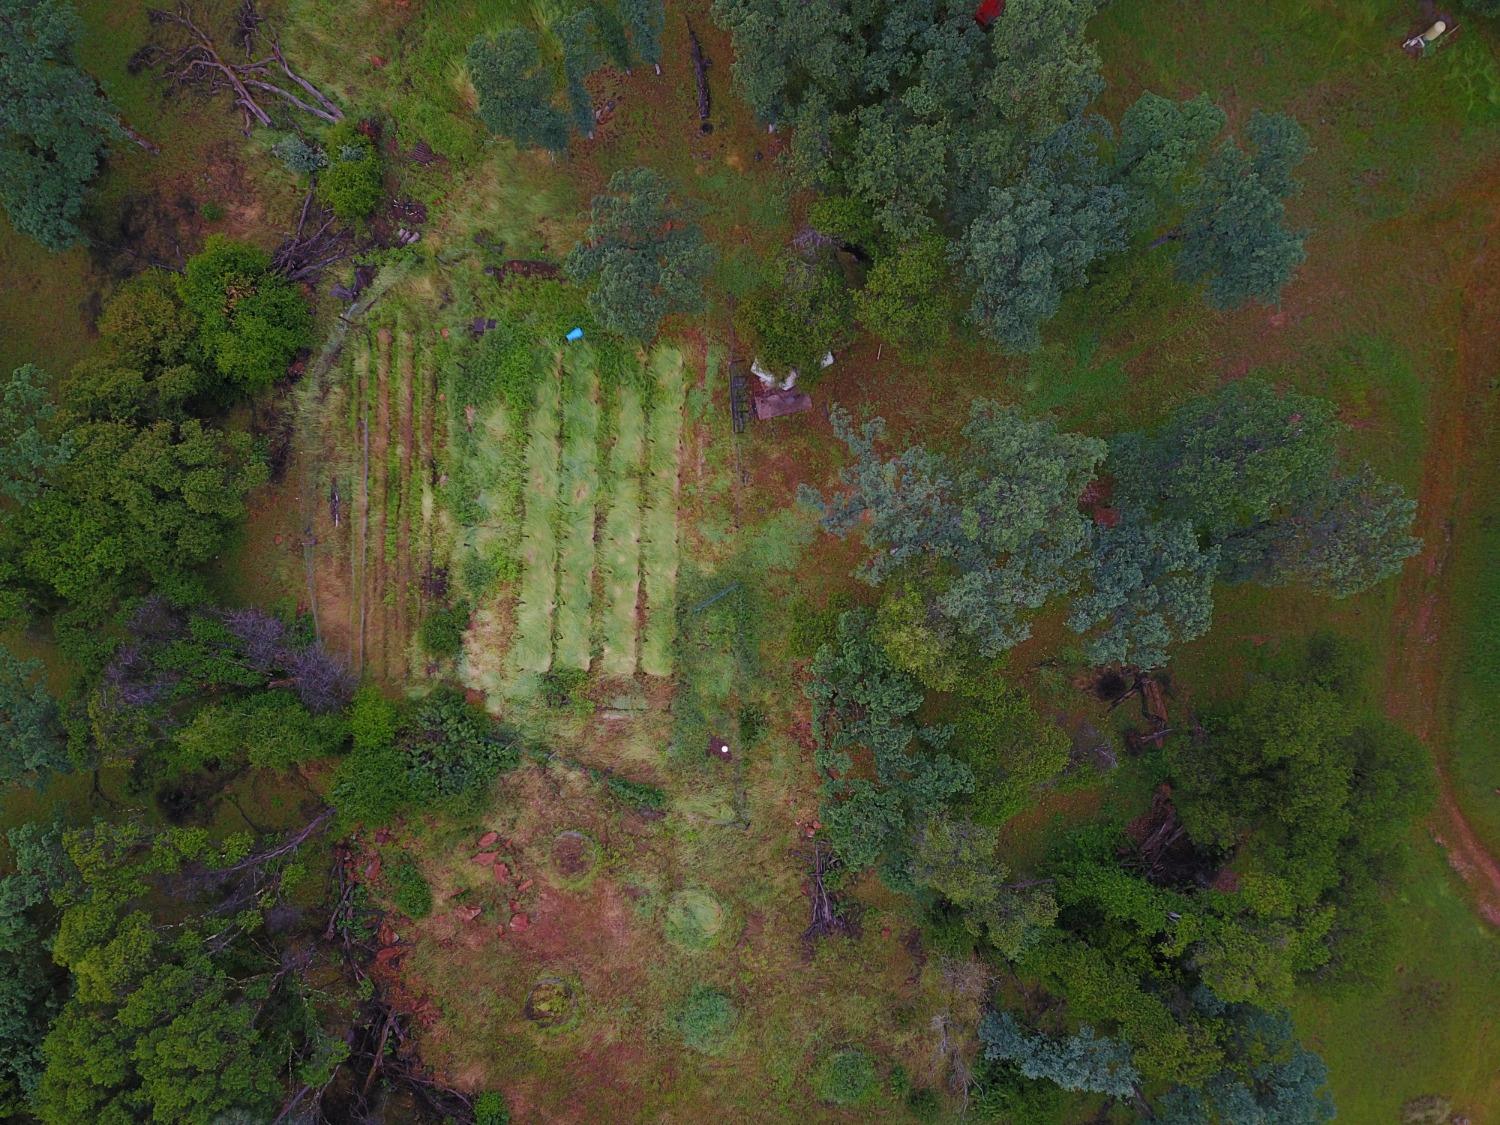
[
  {"x1": 478, "y1": 831, "x2": 500, "y2": 847},
  {"x1": 974, "y1": 0, "x2": 1004, "y2": 27},
  {"x1": 493, "y1": 863, "x2": 510, "y2": 882},
  {"x1": 517, "y1": 878, "x2": 534, "y2": 893},
  {"x1": 473, "y1": 851, "x2": 497, "y2": 865},
  {"x1": 510, "y1": 913, "x2": 530, "y2": 932}
]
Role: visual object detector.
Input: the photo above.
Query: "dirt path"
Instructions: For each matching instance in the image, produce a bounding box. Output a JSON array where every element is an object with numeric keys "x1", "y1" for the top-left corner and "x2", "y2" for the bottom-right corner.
[{"x1": 1385, "y1": 180, "x2": 1500, "y2": 928}]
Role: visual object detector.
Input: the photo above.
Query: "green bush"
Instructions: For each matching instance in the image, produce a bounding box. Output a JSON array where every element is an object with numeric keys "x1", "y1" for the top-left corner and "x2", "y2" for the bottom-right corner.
[
  {"x1": 349, "y1": 684, "x2": 399, "y2": 752},
  {"x1": 178, "y1": 236, "x2": 312, "y2": 395},
  {"x1": 676, "y1": 986, "x2": 737, "y2": 1054},
  {"x1": 388, "y1": 857, "x2": 432, "y2": 919},
  {"x1": 418, "y1": 599, "x2": 471, "y2": 657},
  {"x1": 474, "y1": 1091, "x2": 511, "y2": 1125},
  {"x1": 734, "y1": 256, "x2": 853, "y2": 378},
  {"x1": 813, "y1": 1047, "x2": 877, "y2": 1106},
  {"x1": 316, "y1": 123, "x2": 383, "y2": 223},
  {"x1": 603, "y1": 773, "x2": 667, "y2": 812},
  {"x1": 334, "y1": 690, "x2": 518, "y2": 824}
]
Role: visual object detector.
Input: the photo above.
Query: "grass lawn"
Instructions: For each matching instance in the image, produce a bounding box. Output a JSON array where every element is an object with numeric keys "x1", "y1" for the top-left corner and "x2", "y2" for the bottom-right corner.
[{"x1": 1292, "y1": 839, "x2": 1500, "y2": 1123}]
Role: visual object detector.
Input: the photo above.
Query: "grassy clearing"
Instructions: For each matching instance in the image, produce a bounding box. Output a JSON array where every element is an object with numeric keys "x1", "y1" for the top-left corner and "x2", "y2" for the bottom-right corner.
[
  {"x1": 598, "y1": 381, "x2": 647, "y2": 676},
  {"x1": 510, "y1": 361, "x2": 564, "y2": 675},
  {"x1": 640, "y1": 345, "x2": 686, "y2": 677},
  {"x1": 1449, "y1": 425, "x2": 1500, "y2": 855},
  {"x1": 553, "y1": 346, "x2": 602, "y2": 671},
  {"x1": 1291, "y1": 839, "x2": 1500, "y2": 1122}
]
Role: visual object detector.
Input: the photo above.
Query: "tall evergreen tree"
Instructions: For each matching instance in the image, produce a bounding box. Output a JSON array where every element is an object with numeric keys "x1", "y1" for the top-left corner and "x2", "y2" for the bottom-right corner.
[
  {"x1": 619, "y1": 0, "x2": 665, "y2": 72},
  {"x1": 565, "y1": 167, "x2": 714, "y2": 338},
  {"x1": 0, "y1": 365, "x2": 70, "y2": 503},
  {"x1": 0, "y1": 0, "x2": 122, "y2": 250},
  {"x1": 467, "y1": 27, "x2": 570, "y2": 153},
  {"x1": 1176, "y1": 110, "x2": 1309, "y2": 308},
  {"x1": 0, "y1": 645, "x2": 69, "y2": 787}
]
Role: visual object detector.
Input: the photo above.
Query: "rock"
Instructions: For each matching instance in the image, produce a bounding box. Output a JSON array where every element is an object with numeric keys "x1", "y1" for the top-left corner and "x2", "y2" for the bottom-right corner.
[
  {"x1": 493, "y1": 863, "x2": 510, "y2": 881},
  {"x1": 517, "y1": 878, "x2": 534, "y2": 893},
  {"x1": 478, "y1": 831, "x2": 499, "y2": 847},
  {"x1": 458, "y1": 905, "x2": 481, "y2": 923},
  {"x1": 472, "y1": 851, "x2": 497, "y2": 865},
  {"x1": 509, "y1": 900, "x2": 521, "y2": 912},
  {"x1": 509, "y1": 913, "x2": 530, "y2": 932}
]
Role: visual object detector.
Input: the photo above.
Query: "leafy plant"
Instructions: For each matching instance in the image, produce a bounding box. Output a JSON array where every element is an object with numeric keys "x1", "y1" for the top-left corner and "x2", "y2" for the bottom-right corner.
[
  {"x1": 813, "y1": 1047, "x2": 877, "y2": 1106},
  {"x1": 387, "y1": 857, "x2": 432, "y2": 919},
  {"x1": 676, "y1": 986, "x2": 737, "y2": 1053},
  {"x1": 316, "y1": 123, "x2": 382, "y2": 222}
]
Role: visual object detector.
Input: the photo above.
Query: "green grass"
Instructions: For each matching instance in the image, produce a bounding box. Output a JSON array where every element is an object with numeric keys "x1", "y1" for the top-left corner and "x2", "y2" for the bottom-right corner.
[
  {"x1": 553, "y1": 346, "x2": 602, "y2": 670},
  {"x1": 510, "y1": 361, "x2": 563, "y2": 674},
  {"x1": 639, "y1": 345, "x2": 686, "y2": 677},
  {"x1": 1448, "y1": 425, "x2": 1500, "y2": 857},
  {"x1": 597, "y1": 380, "x2": 647, "y2": 676},
  {"x1": 1291, "y1": 840, "x2": 1500, "y2": 1122}
]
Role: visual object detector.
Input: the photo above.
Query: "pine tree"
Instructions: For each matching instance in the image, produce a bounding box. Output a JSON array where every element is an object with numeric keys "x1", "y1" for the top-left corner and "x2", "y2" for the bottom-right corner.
[
  {"x1": 619, "y1": 0, "x2": 664, "y2": 72},
  {"x1": 467, "y1": 27, "x2": 570, "y2": 153},
  {"x1": 0, "y1": 0, "x2": 122, "y2": 250}
]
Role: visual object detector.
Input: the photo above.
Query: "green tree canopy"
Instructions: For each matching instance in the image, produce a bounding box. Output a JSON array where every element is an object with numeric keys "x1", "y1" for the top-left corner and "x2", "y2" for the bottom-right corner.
[
  {"x1": 1110, "y1": 378, "x2": 1420, "y2": 596},
  {"x1": 0, "y1": 645, "x2": 69, "y2": 787},
  {"x1": 0, "y1": 0, "x2": 121, "y2": 250},
  {"x1": 955, "y1": 120, "x2": 1127, "y2": 351},
  {"x1": 1175, "y1": 110, "x2": 1309, "y2": 308},
  {"x1": 467, "y1": 27, "x2": 571, "y2": 153},
  {"x1": 565, "y1": 167, "x2": 715, "y2": 339},
  {"x1": 0, "y1": 365, "x2": 70, "y2": 503},
  {"x1": 177, "y1": 237, "x2": 312, "y2": 395},
  {"x1": 16, "y1": 419, "x2": 267, "y2": 608},
  {"x1": 806, "y1": 401, "x2": 1105, "y2": 655}
]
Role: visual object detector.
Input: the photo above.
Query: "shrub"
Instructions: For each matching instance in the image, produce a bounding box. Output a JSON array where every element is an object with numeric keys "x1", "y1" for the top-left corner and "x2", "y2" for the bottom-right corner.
[
  {"x1": 199, "y1": 201, "x2": 224, "y2": 222},
  {"x1": 854, "y1": 236, "x2": 952, "y2": 356},
  {"x1": 272, "y1": 134, "x2": 327, "y2": 175},
  {"x1": 399, "y1": 689, "x2": 520, "y2": 804},
  {"x1": 603, "y1": 774, "x2": 666, "y2": 812},
  {"x1": 388, "y1": 857, "x2": 432, "y2": 919},
  {"x1": 735, "y1": 256, "x2": 853, "y2": 378},
  {"x1": 676, "y1": 987, "x2": 737, "y2": 1054},
  {"x1": 316, "y1": 124, "x2": 383, "y2": 223},
  {"x1": 179, "y1": 236, "x2": 312, "y2": 395},
  {"x1": 813, "y1": 1047, "x2": 877, "y2": 1106},
  {"x1": 349, "y1": 684, "x2": 399, "y2": 752},
  {"x1": 473, "y1": 1091, "x2": 511, "y2": 1125},
  {"x1": 418, "y1": 599, "x2": 471, "y2": 657}
]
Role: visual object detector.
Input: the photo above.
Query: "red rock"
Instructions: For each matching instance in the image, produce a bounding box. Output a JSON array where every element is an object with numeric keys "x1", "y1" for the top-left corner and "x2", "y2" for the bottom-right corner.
[
  {"x1": 378, "y1": 922, "x2": 396, "y2": 945},
  {"x1": 375, "y1": 945, "x2": 405, "y2": 964},
  {"x1": 509, "y1": 913, "x2": 530, "y2": 932},
  {"x1": 478, "y1": 831, "x2": 499, "y2": 847},
  {"x1": 495, "y1": 924, "x2": 506, "y2": 937},
  {"x1": 473, "y1": 851, "x2": 497, "y2": 865},
  {"x1": 517, "y1": 878, "x2": 534, "y2": 893},
  {"x1": 364, "y1": 856, "x2": 381, "y2": 881},
  {"x1": 458, "y1": 905, "x2": 481, "y2": 923},
  {"x1": 375, "y1": 828, "x2": 392, "y2": 844},
  {"x1": 493, "y1": 864, "x2": 509, "y2": 882}
]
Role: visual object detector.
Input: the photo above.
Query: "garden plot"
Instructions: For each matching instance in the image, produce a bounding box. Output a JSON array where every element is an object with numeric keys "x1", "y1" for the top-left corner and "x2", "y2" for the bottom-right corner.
[
  {"x1": 597, "y1": 383, "x2": 647, "y2": 676},
  {"x1": 639, "y1": 346, "x2": 686, "y2": 677},
  {"x1": 510, "y1": 362, "x2": 565, "y2": 675},
  {"x1": 553, "y1": 347, "x2": 602, "y2": 670}
]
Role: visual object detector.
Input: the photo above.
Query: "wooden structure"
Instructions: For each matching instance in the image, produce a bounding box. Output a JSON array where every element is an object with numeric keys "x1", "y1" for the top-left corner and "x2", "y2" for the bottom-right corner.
[
  {"x1": 729, "y1": 362, "x2": 751, "y2": 433},
  {"x1": 754, "y1": 389, "x2": 812, "y2": 421}
]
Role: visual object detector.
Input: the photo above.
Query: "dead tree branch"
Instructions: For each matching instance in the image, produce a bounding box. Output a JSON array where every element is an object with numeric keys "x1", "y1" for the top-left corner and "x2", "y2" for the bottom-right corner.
[{"x1": 145, "y1": 4, "x2": 342, "y2": 133}]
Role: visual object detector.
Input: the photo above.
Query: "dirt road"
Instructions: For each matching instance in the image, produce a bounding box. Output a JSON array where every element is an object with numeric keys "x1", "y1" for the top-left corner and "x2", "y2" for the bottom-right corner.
[{"x1": 1385, "y1": 180, "x2": 1500, "y2": 927}]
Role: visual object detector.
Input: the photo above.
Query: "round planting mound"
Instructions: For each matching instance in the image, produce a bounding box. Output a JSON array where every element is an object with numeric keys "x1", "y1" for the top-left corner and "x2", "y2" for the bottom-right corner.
[
  {"x1": 814, "y1": 1047, "x2": 877, "y2": 1107},
  {"x1": 664, "y1": 888, "x2": 727, "y2": 950},
  {"x1": 550, "y1": 830, "x2": 599, "y2": 886},
  {"x1": 676, "y1": 986, "x2": 737, "y2": 1054},
  {"x1": 524, "y1": 975, "x2": 580, "y2": 1030}
]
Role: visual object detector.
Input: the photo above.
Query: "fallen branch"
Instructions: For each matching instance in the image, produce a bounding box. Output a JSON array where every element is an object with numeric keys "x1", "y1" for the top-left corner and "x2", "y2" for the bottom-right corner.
[{"x1": 146, "y1": 4, "x2": 342, "y2": 133}]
